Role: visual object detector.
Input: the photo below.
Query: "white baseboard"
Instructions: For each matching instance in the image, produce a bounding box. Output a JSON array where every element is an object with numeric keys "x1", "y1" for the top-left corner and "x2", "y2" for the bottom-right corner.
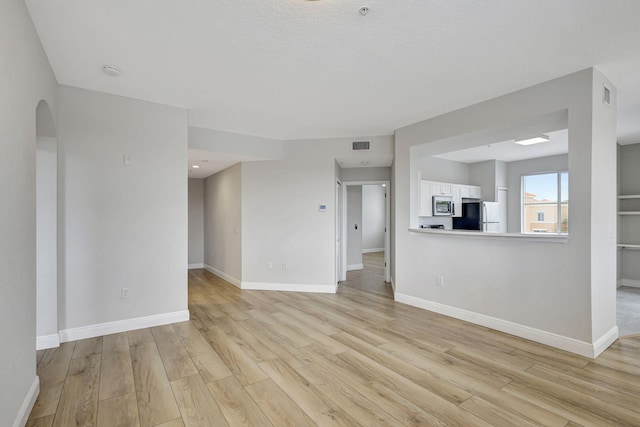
[
  {"x1": 395, "y1": 293, "x2": 615, "y2": 359},
  {"x1": 593, "y1": 326, "x2": 619, "y2": 358},
  {"x1": 13, "y1": 376, "x2": 39, "y2": 427},
  {"x1": 204, "y1": 264, "x2": 241, "y2": 288},
  {"x1": 241, "y1": 282, "x2": 336, "y2": 294},
  {"x1": 617, "y1": 279, "x2": 623, "y2": 288},
  {"x1": 347, "y1": 264, "x2": 363, "y2": 271},
  {"x1": 619, "y1": 278, "x2": 640, "y2": 288},
  {"x1": 36, "y1": 334, "x2": 60, "y2": 350},
  {"x1": 188, "y1": 263, "x2": 204, "y2": 269},
  {"x1": 362, "y1": 248, "x2": 384, "y2": 254},
  {"x1": 58, "y1": 310, "x2": 190, "y2": 343}
]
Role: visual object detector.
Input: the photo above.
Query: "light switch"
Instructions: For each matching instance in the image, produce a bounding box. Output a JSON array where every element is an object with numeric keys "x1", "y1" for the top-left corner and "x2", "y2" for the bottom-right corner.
[{"x1": 124, "y1": 155, "x2": 132, "y2": 166}]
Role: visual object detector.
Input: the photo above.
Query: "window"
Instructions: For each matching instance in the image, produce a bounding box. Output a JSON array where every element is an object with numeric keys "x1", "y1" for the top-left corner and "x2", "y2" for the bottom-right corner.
[{"x1": 522, "y1": 171, "x2": 568, "y2": 234}]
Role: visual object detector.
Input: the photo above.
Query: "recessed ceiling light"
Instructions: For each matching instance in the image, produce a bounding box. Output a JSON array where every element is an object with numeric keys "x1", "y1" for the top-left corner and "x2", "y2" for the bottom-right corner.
[
  {"x1": 192, "y1": 165, "x2": 200, "y2": 169},
  {"x1": 103, "y1": 65, "x2": 122, "y2": 77},
  {"x1": 514, "y1": 134, "x2": 549, "y2": 146}
]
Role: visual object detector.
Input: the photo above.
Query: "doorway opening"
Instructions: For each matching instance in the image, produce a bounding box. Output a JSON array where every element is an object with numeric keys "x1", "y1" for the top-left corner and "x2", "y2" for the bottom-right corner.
[
  {"x1": 340, "y1": 181, "x2": 391, "y2": 298},
  {"x1": 35, "y1": 100, "x2": 59, "y2": 350}
]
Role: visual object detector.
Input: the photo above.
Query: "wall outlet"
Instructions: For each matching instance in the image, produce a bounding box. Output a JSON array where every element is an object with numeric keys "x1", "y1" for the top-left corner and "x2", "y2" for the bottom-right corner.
[
  {"x1": 436, "y1": 276, "x2": 444, "y2": 287},
  {"x1": 121, "y1": 287, "x2": 129, "y2": 298},
  {"x1": 267, "y1": 261, "x2": 273, "y2": 269}
]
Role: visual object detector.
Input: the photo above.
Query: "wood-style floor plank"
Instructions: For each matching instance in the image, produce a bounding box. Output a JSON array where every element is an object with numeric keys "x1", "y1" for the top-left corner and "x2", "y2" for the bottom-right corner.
[
  {"x1": 173, "y1": 322, "x2": 233, "y2": 383},
  {"x1": 99, "y1": 332, "x2": 135, "y2": 401},
  {"x1": 52, "y1": 353, "x2": 101, "y2": 427},
  {"x1": 170, "y1": 374, "x2": 228, "y2": 427},
  {"x1": 245, "y1": 378, "x2": 315, "y2": 427},
  {"x1": 29, "y1": 342, "x2": 75, "y2": 420},
  {"x1": 28, "y1": 255, "x2": 640, "y2": 426},
  {"x1": 130, "y1": 341, "x2": 181, "y2": 427},
  {"x1": 151, "y1": 324, "x2": 199, "y2": 381},
  {"x1": 96, "y1": 393, "x2": 140, "y2": 427},
  {"x1": 258, "y1": 358, "x2": 359, "y2": 426},
  {"x1": 206, "y1": 376, "x2": 273, "y2": 426}
]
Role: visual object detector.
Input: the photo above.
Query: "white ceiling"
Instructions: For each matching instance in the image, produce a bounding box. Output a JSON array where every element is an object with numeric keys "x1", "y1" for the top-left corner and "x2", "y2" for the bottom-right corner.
[
  {"x1": 25, "y1": 1, "x2": 640, "y2": 143},
  {"x1": 435, "y1": 129, "x2": 568, "y2": 164}
]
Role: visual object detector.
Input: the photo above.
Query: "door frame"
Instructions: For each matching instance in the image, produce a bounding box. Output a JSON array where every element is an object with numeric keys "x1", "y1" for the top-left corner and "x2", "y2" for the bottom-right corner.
[
  {"x1": 341, "y1": 180, "x2": 391, "y2": 283},
  {"x1": 335, "y1": 179, "x2": 343, "y2": 288}
]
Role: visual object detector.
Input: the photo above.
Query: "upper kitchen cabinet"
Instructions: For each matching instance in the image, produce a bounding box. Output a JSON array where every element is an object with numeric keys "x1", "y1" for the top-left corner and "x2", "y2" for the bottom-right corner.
[
  {"x1": 459, "y1": 185, "x2": 481, "y2": 199},
  {"x1": 431, "y1": 182, "x2": 452, "y2": 196},
  {"x1": 419, "y1": 180, "x2": 481, "y2": 217}
]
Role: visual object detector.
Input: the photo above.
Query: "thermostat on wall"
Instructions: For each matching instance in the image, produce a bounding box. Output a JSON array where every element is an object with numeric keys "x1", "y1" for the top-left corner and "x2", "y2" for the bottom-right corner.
[{"x1": 319, "y1": 204, "x2": 327, "y2": 212}]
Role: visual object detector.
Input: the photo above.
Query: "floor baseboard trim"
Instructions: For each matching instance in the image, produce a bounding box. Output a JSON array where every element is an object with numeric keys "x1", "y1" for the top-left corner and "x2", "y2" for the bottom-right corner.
[
  {"x1": 362, "y1": 248, "x2": 384, "y2": 254},
  {"x1": 593, "y1": 326, "x2": 619, "y2": 358},
  {"x1": 241, "y1": 281, "x2": 336, "y2": 294},
  {"x1": 13, "y1": 376, "x2": 39, "y2": 427},
  {"x1": 620, "y1": 278, "x2": 640, "y2": 288},
  {"x1": 204, "y1": 264, "x2": 241, "y2": 288},
  {"x1": 58, "y1": 310, "x2": 190, "y2": 343},
  {"x1": 395, "y1": 293, "x2": 607, "y2": 358},
  {"x1": 347, "y1": 264, "x2": 363, "y2": 271},
  {"x1": 188, "y1": 263, "x2": 204, "y2": 269},
  {"x1": 36, "y1": 334, "x2": 60, "y2": 350}
]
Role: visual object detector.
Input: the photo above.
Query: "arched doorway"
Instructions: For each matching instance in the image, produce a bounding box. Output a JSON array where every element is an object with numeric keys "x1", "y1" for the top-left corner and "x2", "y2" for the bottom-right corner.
[{"x1": 35, "y1": 100, "x2": 59, "y2": 350}]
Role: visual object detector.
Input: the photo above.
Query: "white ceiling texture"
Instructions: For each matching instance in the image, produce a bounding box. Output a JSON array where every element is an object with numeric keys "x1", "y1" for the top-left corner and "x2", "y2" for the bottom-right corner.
[{"x1": 25, "y1": 0, "x2": 640, "y2": 174}]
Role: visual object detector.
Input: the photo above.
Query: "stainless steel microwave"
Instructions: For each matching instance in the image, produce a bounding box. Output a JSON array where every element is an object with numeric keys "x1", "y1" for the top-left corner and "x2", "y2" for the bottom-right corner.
[{"x1": 433, "y1": 196, "x2": 453, "y2": 216}]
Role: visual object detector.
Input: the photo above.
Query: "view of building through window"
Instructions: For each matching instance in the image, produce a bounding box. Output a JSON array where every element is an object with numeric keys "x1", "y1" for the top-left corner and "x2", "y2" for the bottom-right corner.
[{"x1": 522, "y1": 171, "x2": 568, "y2": 234}]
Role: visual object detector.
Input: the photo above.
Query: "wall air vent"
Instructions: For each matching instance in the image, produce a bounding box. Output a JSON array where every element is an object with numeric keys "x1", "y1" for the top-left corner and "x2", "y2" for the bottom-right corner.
[{"x1": 352, "y1": 140, "x2": 371, "y2": 151}]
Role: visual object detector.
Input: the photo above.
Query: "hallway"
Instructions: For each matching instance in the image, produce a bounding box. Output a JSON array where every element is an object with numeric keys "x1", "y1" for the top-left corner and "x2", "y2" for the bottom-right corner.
[{"x1": 340, "y1": 252, "x2": 393, "y2": 298}]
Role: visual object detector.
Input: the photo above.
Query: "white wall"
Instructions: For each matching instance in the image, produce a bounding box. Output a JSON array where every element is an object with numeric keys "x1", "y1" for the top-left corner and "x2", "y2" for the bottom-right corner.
[
  {"x1": 241, "y1": 135, "x2": 393, "y2": 290},
  {"x1": 506, "y1": 154, "x2": 568, "y2": 234},
  {"x1": 469, "y1": 160, "x2": 497, "y2": 202},
  {"x1": 204, "y1": 164, "x2": 243, "y2": 283},
  {"x1": 0, "y1": 0, "x2": 58, "y2": 424},
  {"x1": 58, "y1": 85, "x2": 188, "y2": 331},
  {"x1": 395, "y1": 69, "x2": 617, "y2": 357},
  {"x1": 189, "y1": 126, "x2": 283, "y2": 160},
  {"x1": 188, "y1": 179, "x2": 204, "y2": 266},
  {"x1": 341, "y1": 166, "x2": 391, "y2": 182},
  {"x1": 347, "y1": 186, "x2": 363, "y2": 268},
  {"x1": 362, "y1": 185, "x2": 385, "y2": 252},
  {"x1": 36, "y1": 136, "x2": 58, "y2": 340},
  {"x1": 418, "y1": 156, "x2": 469, "y2": 184}
]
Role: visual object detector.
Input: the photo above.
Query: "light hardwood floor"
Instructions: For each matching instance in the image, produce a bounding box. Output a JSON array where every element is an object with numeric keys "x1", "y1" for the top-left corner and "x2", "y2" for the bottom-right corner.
[{"x1": 28, "y1": 269, "x2": 640, "y2": 426}]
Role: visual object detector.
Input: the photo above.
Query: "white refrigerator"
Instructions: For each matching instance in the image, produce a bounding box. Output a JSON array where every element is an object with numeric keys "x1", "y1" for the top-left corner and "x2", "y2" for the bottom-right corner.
[{"x1": 482, "y1": 201, "x2": 501, "y2": 233}]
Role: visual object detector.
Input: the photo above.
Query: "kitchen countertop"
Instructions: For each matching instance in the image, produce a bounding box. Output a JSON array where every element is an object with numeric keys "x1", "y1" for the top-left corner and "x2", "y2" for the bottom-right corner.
[{"x1": 409, "y1": 227, "x2": 569, "y2": 243}]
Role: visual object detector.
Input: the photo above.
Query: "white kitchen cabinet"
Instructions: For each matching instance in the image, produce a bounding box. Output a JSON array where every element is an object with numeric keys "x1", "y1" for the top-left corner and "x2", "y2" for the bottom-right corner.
[
  {"x1": 431, "y1": 182, "x2": 452, "y2": 196},
  {"x1": 460, "y1": 185, "x2": 481, "y2": 199},
  {"x1": 419, "y1": 180, "x2": 433, "y2": 216},
  {"x1": 469, "y1": 185, "x2": 481, "y2": 199},
  {"x1": 452, "y1": 185, "x2": 462, "y2": 217}
]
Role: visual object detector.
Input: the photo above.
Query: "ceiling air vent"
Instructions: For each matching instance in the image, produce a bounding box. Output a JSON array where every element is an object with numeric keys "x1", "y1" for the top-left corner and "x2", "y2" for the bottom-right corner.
[{"x1": 352, "y1": 140, "x2": 371, "y2": 151}]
